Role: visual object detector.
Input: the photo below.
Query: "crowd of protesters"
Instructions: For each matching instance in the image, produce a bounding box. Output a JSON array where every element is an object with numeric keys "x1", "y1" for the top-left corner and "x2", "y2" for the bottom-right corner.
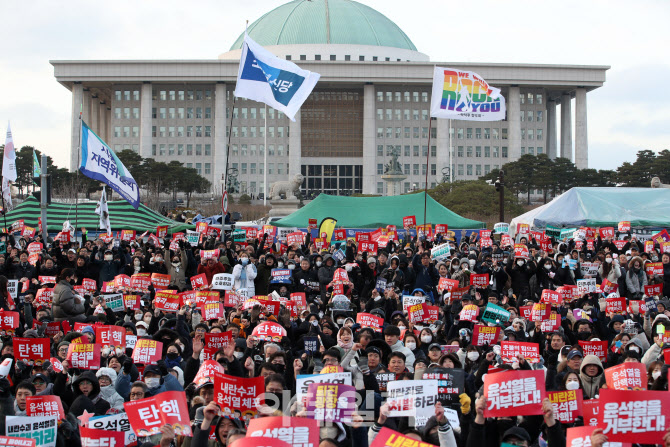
[{"x1": 0, "y1": 223, "x2": 669, "y2": 447}]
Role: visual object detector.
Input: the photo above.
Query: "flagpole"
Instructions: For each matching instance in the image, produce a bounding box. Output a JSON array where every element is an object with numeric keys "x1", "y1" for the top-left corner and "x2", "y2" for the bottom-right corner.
[
  {"x1": 223, "y1": 96, "x2": 237, "y2": 217},
  {"x1": 423, "y1": 118, "x2": 433, "y2": 228},
  {"x1": 75, "y1": 104, "x2": 82, "y2": 244},
  {"x1": 263, "y1": 104, "x2": 267, "y2": 206}
]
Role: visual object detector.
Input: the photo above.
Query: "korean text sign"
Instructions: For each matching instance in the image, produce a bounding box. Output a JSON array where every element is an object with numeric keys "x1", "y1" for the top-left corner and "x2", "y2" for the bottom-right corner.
[
  {"x1": 483, "y1": 370, "x2": 546, "y2": 417},
  {"x1": 124, "y1": 391, "x2": 192, "y2": 437}
]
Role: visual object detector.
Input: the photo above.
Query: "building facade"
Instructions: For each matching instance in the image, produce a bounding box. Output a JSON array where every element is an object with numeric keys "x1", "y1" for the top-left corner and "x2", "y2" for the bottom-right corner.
[{"x1": 52, "y1": 0, "x2": 607, "y2": 197}]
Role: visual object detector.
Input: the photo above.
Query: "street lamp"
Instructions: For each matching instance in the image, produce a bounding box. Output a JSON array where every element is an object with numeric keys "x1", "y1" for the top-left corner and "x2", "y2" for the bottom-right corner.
[{"x1": 494, "y1": 169, "x2": 505, "y2": 222}]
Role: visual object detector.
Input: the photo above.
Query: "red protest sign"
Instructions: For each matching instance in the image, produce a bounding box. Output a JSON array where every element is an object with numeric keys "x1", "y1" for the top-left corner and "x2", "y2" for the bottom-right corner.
[
  {"x1": 0, "y1": 311, "x2": 19, "y2": 335},
  {"x1": 359, "y1": 241, "x2": 377, "y2": 255},
  {"x1": 540, "y1": 289, "x2": 562, "y2": 306},
  {"x1": 150, "y1": 273, "x2": 171, "y2": 289},
  {"x1": 618, "y1": 221, "x2": 631, "y2": 232},
  {"x1": 483, "y1": 369, "x2": 546, "y2": 417},
  {"x1": 205, "y1": 331, "x2": 233, "y2": 349},
  {"x1": 114, "y1": 274, "x2": 131, "y2": 291},
  {"x1": 597, "y1": 389, "x2": 670, "y2": 444},
  {"x1": 547, "y1": 390, "x2": 582, "y2": 423},
  {"x1": 132, "y1": 339, "x2": 163, "y2": 364},
  {"x1": 407, "y1": 303, "x2": 426, "y2": 323},
  {"x1": 530, "y1": 302, "x2": 550, "y2": 322},
  {"x1": 224, "y1": 290, "x2": 244, "y2": 308},
  {"x1": 251, "y1": 321, "x2": 287, "y2": 342},
  {"x1": 214, "y1": 373, "x2": 264, "y2": 416},
  {"x1": 469, "y1": 273, "x2": 489, "y2": 288},
  {"x1": 355, "y1": 232, "x2": 370, "y2": 243},
  {"x1": 313, "y1": 238, "x2": 327, "y2": 251},
  {"x1": 645, "y1": 283, "x2": 663, "y2": 297},
  {"x1": 423, "y1": 304, "x2": 439, "y2": 323},
  {"x1": 190, "y1": 273, "x2": 208, "y2": 290},
  {"x1": 79, "y1": 426, "x2": 125, "y2": 447},
  {"x1": 333, "y1": 229, "x2": 346, "y2": 241},
  {"x1": 0, "y1": 437, "x2": 35, "y2": 447},
  {"x1": 124, "y1": 391, "x2": 192, "y2": 437},
  {"x1": 501, "y1": 234, "x2": 513, "y2": 247},
  {"x1": 599, "y1": 227, "x2": 615, "y2": 239},
  {"x1": 604, "y1": 362, "x2": 647, "y2": 390},
  {"x1": 519, "y1": 305, "x2": 532, "y2": 320},
  {"x1": 34, "y1": 288, "x2": 53, "y2": 307},
  {"x1": 247, "y1": 417, "x2": 319, "y2": 447},
  {"x1": 402, "y1": 216, "x2": 416, "y2": 229},
  {"x1": 606, "y1": 297, "x2": 626, "y2": 314},
  {"x1": 123, "y1": 294, "x2": 140, "y2": 310},
  {"x1": 66, "y1": 343, "x2": 101, "y2": 370},
  {"x1": 13, "y1": 337, "x2": 49, "y2": 365},
  {"x1": 645, "y1": 240, "x2": 654, "y2": 253},
  {"x1": 459, "y1": 304, "x2": 479, "y2": 322},
  {"x1": 438, "y1": 278, "x2": 459, "y2": 292},
  {"x1": 645, "y1": 262, "x2": 663, "y2": 276},
  {"x1": 194, "y1": 290, "x2": 218, "y2": 306},
  {"x1": 600, "y1": 279, "x2": 618, "y2": 295},
  {"x1": 480, "y1": 229, "x2": 492, "y2": 239},
  {"x1": 514, "y1": 243, "x2": 529, "y2": 259},
  {"x1": 473, "y1": 325, "x2": 501, "y2": 346},
  {"x1": 26, "y1": 395, "x2": 65, "y2": 420},
  {"x1": 95, "y1": 325, "x2": 126, "y2": 349},
  {"x1": 539, "y1": 312, "x2": 561, "y2": 333},
  {"x1": 434, "y1": 224, "x2": 448, "y2": 235},
  {"x1": 79, "y1": 278, "x2": 95, "y2": 292},
  {"x1": 38, "y1": 276, "x2": 56, "y2": 285},
  {"x1": 201, "y1": 302, "x2": 225, "y2": 321},
  {"x1": 286, "y1": 232, "x2": 305, "y2": 245},
  {"x1": 156, "y1": 225, "x2": 168, "y2": 238},
  {"x1": 154, "y1": 291, "x2": 180, "y2": 312},
  {"x1": 356, "y1": 313, "x2": 383, "y2": 332},
  {"x1": 501, "y1": 341, "x2": 541, "y2": 364}
]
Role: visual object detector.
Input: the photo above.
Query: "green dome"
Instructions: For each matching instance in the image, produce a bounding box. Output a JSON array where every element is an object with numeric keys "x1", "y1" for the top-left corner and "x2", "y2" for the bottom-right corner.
[{"x1": 230, "y1": 0, "x2": 417, "y2": 51}]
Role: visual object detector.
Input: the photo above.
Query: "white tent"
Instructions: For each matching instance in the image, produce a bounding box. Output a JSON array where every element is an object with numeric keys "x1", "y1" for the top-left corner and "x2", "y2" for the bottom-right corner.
[{"x1": 509, "y1": 193, "x2": 564, "y2": 236}]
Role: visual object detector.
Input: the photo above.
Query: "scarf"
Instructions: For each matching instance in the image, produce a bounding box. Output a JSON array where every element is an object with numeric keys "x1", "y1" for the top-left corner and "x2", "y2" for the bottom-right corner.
[{"x1": 336, "y1": 328, "x2": 353, "y2": 350}]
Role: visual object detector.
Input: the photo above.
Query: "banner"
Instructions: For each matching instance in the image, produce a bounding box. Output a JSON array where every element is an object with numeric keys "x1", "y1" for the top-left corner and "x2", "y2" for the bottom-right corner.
[
  {"x1": 235, "y1": 33, "x2": 320, "y2": 121},
  {"x1": 154, "y1": 291, "x2": 180, "y2": 312},
  {"x1": 26, "y1": 395, "x2": 65, "y2": 421},
  {"x1": 597, "y1": 389, "x2": 669, "y2": 444},
  {"x1": 124, "y1": 391, "x2": 191, "y2": 437},
  {"x1": 131, "y1": 339, "x2": 162, "y2": 364},
  {"x1": 547, "y1": 390, "x2": 582, "y2": 423},
  {"x1": 201, "y1": 302, "x2": 225, "y2": 321},
  {"x1": 459, "y1": 304, "x2": 479, "y2": 322},
  {"x1": 422, "y1": 367, "x2": 464, "y2": 410},
  {"x1": 483, "y1": 370, "x2": 546, "y2": 417},
  {"x1": 469, "y1": 273, "x2": 489, "y2": 288},
  {"x1": 540, "y1": 289, "x2": 563, "y2": 306},
  {"x1": 212, "y1": 273, "x2": 234, "y2": 290},
  {"x1": 356, "y1": 313, "x2": 383, "y2": 332},
  {"x1": 402, "y1": 216, "x2": 416, "y2": 229},
  {"x1": 645, "y1": 283, "x2": 663, "y2": 297},
  {"x1": 0, "y1": 311, "x2": 19, "y2": 335},
  {"x1": 438, "y1": 278, "x2": 459, "y2": 292},
  {"x1": 248, "y1": 417, "x2": 319, "y2": 447},
  {"x1": 472, "y1": 325, "x2": 501, "y2": 346},
  {"x1": 13, "y1": 338, "x2": 49, "y2": 365},
  {"x1": 251, "y1": 321, "x2": 286, "y2": 342},
  {"x1": 5, "y1": 416, "x2": 57, "y2": 447},
  {"x1": 79, "y1": 426, "x2": 125, "y2": 447},
  {"x1": 80, "y1": 121, "x2": 139, "y2": 208},
  {"x1": 386, "y1": 379, "x2": 439, "y2": 427},
  {"x1": 96, "y1": 325, "x2": 126, "y2": 349},
  {"x1": 430, "y1": 67, "x2": 505, "y2": 121},
  {"x1": 214, "y1": 373, "x2": 264, "y2": 417},
  {"x1": 530, "y1": 302, "x2": 551, "y2": 322},
  {"x1": 190, "y1": 273, "x2": 208, "y2": 290},
  {"x1": 481, "y1": 302, "x2": 510, "y2": 325},
  {"x1": 501, "y1": 341, "x2": 541, "y2": 364},
  {"x1": 606, "y1": 297, "x2": 626, "y2": 314},
  {"x1": 0, "y1": 437, "x2": 35, "y2": 447},
  {"x1": 296, "y1": 372, "x2": 352, "y2": 400},
  {"x1": 305, "y1": 383, "x2": 356, "y2": 423}
]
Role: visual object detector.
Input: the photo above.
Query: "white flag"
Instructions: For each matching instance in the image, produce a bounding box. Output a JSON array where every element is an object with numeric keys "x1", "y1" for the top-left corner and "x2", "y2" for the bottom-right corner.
[
  {"x1": 2, "y1": 122, "x2": 17, "y2": 182},
  {"x1": 234, "y1": 34, "x2": 320, "y2": 121},
  {"x1": 95, "y1": 186, "x2": 111, "y2": 234},
  {"x1": 430, "y1": 67, "x2": 505, "y2": 121},
  {"x1": 1, "y1": 178, "x2": 11, "y2": 208}
]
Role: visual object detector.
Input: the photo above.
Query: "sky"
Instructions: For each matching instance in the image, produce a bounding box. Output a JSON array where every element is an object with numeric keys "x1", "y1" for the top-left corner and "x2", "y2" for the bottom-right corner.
[{"x1": 0, "y1": 0, "x2": 668, "y2": 172}]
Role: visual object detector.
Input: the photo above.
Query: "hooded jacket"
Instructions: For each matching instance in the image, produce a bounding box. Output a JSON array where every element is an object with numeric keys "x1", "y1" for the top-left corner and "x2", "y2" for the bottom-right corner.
[
  {"x1": 388, "y1": 340, "x2": 415, "y2": 372},
  {"x1": 579, "y1": 354, "x2": 604, "y2": 399},
  {"x1": 625, "y1": 256, "x2": 647, "y2": 295},
  {"x1": 232, "y1": 262, "x2": 257, "y2": 295},
  {"x1": 52, "y1": 280, "x2": 86, "y2": 322},
  {"x1": 318, "y1": 255, "x2": 337, "y2": 300},
  {"x1": 71, "y1": 371, "x2": 111, "y2": 415},
  {"x1": 96, "y1": 368, "x2": 125, "y2": 412}
]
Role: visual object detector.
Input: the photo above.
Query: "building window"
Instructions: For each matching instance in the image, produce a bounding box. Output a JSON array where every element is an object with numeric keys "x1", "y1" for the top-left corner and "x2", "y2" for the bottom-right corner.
[
  {"x1": 457, "y1": 128, "x2": 464, "y2": 139},
  {"x1": 458, "y1": 164, "x2": 464, "y2": 176},
  {"x1": 528, "y1": 129, "x2": 534, "y2": 140},
  {"x1": 457, "y1": 146, "x2": 464, "y2": 157},
  {"x1": 159, "y1": 91, "x2": 167, "y2": 100},
  {"x1": 373, "y1": 56, "x2": 378, "y2": 61},
  {"x1": 115, "y1": 91, "x2": 122, "y2": 101},
  {"x1": 377, "y1": 145, "x2": 383, "y2": 155},
  {"x1": 114, "y1": 108, "x2": 121, "y2": 119},
  {"x1": 132, "y1": 126, "x2": 139, "y2": 138},
  {"x1": 484, "y1": 128, "x2": 490, "y2": 139},
  {"x1": 492, "y1": 128, "x2": 499, "y2": 140},
  {"x1": 527, "y1": 92, "x2": 534, "y2": 104},
  {"x1": 527, "y1": 110, "x2": 533, "y2": 122},
  {"x1": 404, "y1": 127, "x2": 410, "y2": 138},
  {"x1": 537, "y1": 129, "x2": 543, "y2": 140},
  {"x1": 537, "y1": 146, "x2": 543, "y2": 154},
  {"x1": 519, "y1": 93, "x2": 524, "y2": 105},
  {"x1": 330, "y1": 55, "x2": 336, "y2": 61},
  {"x1": 413, "y1": 92, "x2": 419, "y2": 102},
  {"x1": 195, "y1": 144, "x2": 202, "y2": 156},
  {"x1": 377, "y1": 182, "x2": 384, "y2": 194},
  {"x1": 344, "y1": 55, "x2": 351, "y2": 61},
  {"x1": 422, "y1": 164, "x2": 427, "y2": 175},
  {"x1": 195, "y1": 163, "x2": 201, "y2": 175},
  {"x1": 386, "y1": 127, "x2": 392, "y2": 138},
  {"x1": 133, "y1": 107, "x2": 140, "y2": 119},
  {"x1": 467, "y1": 164, "x2": 473, "y2": 176},
  {"x1": 315, "y1": 55, "x2": 321, "y2": 60},
  {"x1": 521, "y1": 147, "x2": 526, "y2": 155},
  {"x1": 114, "y1": 126, "x2": 121, "y2": 138},
  {"x1": 250, "y1": 163, "x2": 256, "y2": 174},
  {"x1": 466, "y1": 128, "x2": 473, "y2": 139},
  {"x1": 403, "y1": 109, "x2": 410, "y2": 120},
  {"x1": 168, "y1": 144, "x2": 175, "y2": 156},
  {"x1": 159, "y1": 108, "x2": 166, "y2": 119},
  {"x1": 404, "y1": 164, "x2": 410, "y2": 175},
  {"x1": 521, "y1": 129, "x2": 525, "y2": 140},
  {"x1": 413, "y1": 164, "x2": 419, "y2": 175},
  {"x1": 377, "y1": 164, "x2": 384, "y2": 175},
  {"x1": 475, "y1": 128, "x2": 482, "y2": 139},
  {"x1": 502, "y1": 146, "x2": 508, "y2": 157},
  {"x1": 466, "y1": 146, "x2": 473, "y2": 157},
  {"x1": 484, "y1": 146, "x2": 490, "y2": 157},
  {"x1": 205, "y1": 144, "x2": 211, "y2": 156},
  {"x1": 413, "y1": 146, "x2": 419, "y2": 157},
  {"x1": 502, "y1": 128, "x2": 508, "y2": 140},
  {"x1": 152, "y1": 144, "x2": 156, "y2": 156},
  {"x1": 493, "y1": 146, "x2": 499, "y2": 157},
  {"x1": 475, "y1": 146, "x2": 481, "y2": 157},
  {"x1": 528, "y1": 147, "x2": 535, "y2": 155},
  {"x1": 520, "y1": 111, "x2": 525, "y2": 122},
  {"x1": 205, "y1": 126, "x2": 212, "y2": 137},
  {"x1": 359, "y1": 56, "x2": 365, "y2": 61},
  {"x1": 537, "y1": 111, "x2": 543, "y2": 122},
  {"x1": 187, "y1": 144, "x2": 193, "y2": 156},
  {"x1": 178, "y1": 144, "x2": 184, "y2": 155},
  {"x1": 385, "y1": 109, "x2": 392, "y2": 120},
  {"x1": 300, "y1": 55, "x2": 306, "y2": 60},
  {"x1": 476, "y1": 165, "x2": 482, "y2": 176},
  {"x1": 431, "y1": 146, "x2": 436, "y2": 157},
  {"x1": 159, "y1": 144, "x2": 166, "y2": 156},
  {"x1": 422, "y1": 92, "x2": 428, "y2": 103},
  {"x1": 395, "y1": 127, "x2": 401, "y2": 138},
  {"x1": 536, "y1": 93, "x2": 543, "y2": 104},
  {"x1": 484, "y1": 165, "x2": 491, "y2": 175},
  {"x1": 422, "y1": 145, "x2": 428, "y2": 156},
  {"x1": 241, "y1": 163, "x2": 247, "y2": 174},
  {"x1": 152, "y1": 126, "x2": 156, "y2": 137},
  {"x1": 431, "y1": 164, "x2": 436, "y2": 175}
]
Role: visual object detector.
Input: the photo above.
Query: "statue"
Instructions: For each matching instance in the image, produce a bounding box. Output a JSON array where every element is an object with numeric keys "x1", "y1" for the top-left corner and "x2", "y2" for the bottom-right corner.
[
  {"x1": 384, "y1": 147, "x2": 403, "y2": 175},
  {"x1": 651, "y1": 177, "x2": 670, "y2": 188},
  {"x1": 269, "y1": 173, "x2": 304, "y2": 200}
]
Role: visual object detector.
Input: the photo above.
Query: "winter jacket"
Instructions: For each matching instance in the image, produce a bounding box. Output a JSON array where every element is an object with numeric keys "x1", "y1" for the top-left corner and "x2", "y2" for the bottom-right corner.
[
  {"x1": 96, "y1": 367, "x2": 124, "y2": 412},
  {"x1": 579, "y1": 354, "x2": 604, "y2": 399},
  {"x1": 70, "y1": 371, "x2": 111, "y2": 415},
  {"x1": 625, "y1": 257, "x2": 647, "y2": 296},
  {"x1": 389, "y1": 340, "x2": 415, "y2": 372},
  {"x1": 166, "y1": 249, "x2": 189, "y2": 291},
  {"x1": 232, "y1": 263, "x2": 257, "y2": 295},
  {"x1": 52, "y1": 280, "x2": 86, "y2": 322},
  {"x1": 197, "y1": 261, "x2": 226, "y2": 285},
  {"x1": 115, "y1": 368, "x2": 183, "y2": 400}
]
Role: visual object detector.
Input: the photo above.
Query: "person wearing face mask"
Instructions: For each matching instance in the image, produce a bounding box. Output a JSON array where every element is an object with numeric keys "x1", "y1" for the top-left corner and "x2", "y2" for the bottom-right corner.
[
  {"x1": 95, "y1": 368, "x2": 125, "y2": 412},
  {"x1": 232, "y1": 253, "x2": 257, "y2": 296},
  {"x1": 537, "y1": 255, "x2": 560, "y2": 290},
  {"x1": 317, "y1": 254, "x2": 338, "y2": 302},
  {"x1": 90, "y1": 240, "x2": 127, "y2": 287},
  {"x1": 166, "y1": 246, "x2": 188, "y2": 291},
  {"x1": 165, "y1": 343, "x2": 183, "y2": 369},
  {"x1": 293, "y1": 257, "x2": 319, "y2": 298},
  {"x1": 598, "y1": 253, "x2": 621, "y2": 284},
  {"x1": 124, "y1": 255, "x2": 145, "y2": 276},
  {"x1": 402, "y1": 333, "x2": 425, "y2": 362},
  {"x1": 647, "y1": 361, "x2": 664, "y2": 388},
  {"x1": 135, "y1": 320, "x2": 149, "y2": 337},
  {"x1": 116, "y1": 362, "x2": 183, "y2": 400},
  {"x1": 505, "y1": 252, "x2": 536, "y2": 303},
  {"x1": 451, "y1": 258, "x2": 471, "y2": 288},
  {"x1": 52, "y1": 268, "x2": 88, "y2": 322},
  {"x1": 254, "y1": 254, "x2": 276, "y2": 296},
  {"x1": 198, "y1": 255, "x2": 227, "y2": 286},
  {"x1": 560, "y1": 371, "x2": 584, "y2": 396},
  {"x1": 579, "y1": 354, "x2": 605, "y2": 399},
  {"x1": 625, "y1": 256, "x2": 647, "y2": 299}
]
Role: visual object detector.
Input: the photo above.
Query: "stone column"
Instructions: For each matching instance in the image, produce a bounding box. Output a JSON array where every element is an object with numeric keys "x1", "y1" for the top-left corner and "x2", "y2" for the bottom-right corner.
[
  {"x1": 575, "y1": 88, "x2": 588, "y2": 169},
  {"x1": 90, "y1": 96, "x2": 99, "y2": 135},
  {"x1": 546, "y1": 99, "x2": 557, "y2": 159},
  {"x1": 507, "y1": 86, "x2": 521, "y2": 160},
  {"x1": 560, "y1": 93, "x2": 572, "y2": 160},
  {"x1": 70, "y1": 83, "x2": 84, "y2": 171},
  {"x1": 139, "y1": 83, "x2": 153, "y2": 158},
  {"x1": 213, "y1": 82, "x2": 227, "y2": 194},
  {"x1": 288, "y1": 111, "x2": 301, "y2": 177},
  {"x1": 99, "y1": 102, "x2": 108, "y2": 144},
  {"x1": 362, "y1": 84, "x2": 376, "y2": 194}
]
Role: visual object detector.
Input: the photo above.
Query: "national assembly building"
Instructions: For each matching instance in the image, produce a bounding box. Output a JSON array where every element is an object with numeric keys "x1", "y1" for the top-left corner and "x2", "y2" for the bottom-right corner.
[{"x1": 51, "y1": 0, "x2": 608, "y2": 198}]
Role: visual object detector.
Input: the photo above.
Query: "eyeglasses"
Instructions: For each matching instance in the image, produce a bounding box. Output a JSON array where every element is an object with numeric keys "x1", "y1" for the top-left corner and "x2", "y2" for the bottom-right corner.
[
  {"x1": 323, "y1": 358, "x2": 338, "y2": 365},
  {"x1": 129, "y1": 392, "x2": 144, "y2": 398}
]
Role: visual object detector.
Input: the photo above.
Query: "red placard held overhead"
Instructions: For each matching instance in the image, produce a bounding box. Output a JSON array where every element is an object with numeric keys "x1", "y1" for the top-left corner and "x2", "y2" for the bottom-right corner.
[
  {"x1": 597, "y1": 389, "x2": 670, "y2": 445},
  {"x1": 124, "y1": 391, "x2": 192, "y2": 437},
  {"x1": 132, "y1": 339, "x2": 163, "y2": 365},
  {"x1": 483, "y1": 369, "x2": 546, "y2": 417}
]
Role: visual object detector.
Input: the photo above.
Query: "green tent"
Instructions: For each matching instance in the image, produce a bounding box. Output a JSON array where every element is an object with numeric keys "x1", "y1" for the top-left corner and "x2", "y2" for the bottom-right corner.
[
  {"x1": 4, "y1": 196, "x2": 193, "y2": 234},
  {"x1": 274, "y1": 193, "x2": 485, "y2": 229}
]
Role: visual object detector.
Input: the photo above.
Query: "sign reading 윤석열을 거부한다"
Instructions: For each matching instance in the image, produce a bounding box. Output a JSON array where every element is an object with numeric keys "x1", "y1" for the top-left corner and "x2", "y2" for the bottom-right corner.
[
  {"x1": 234, "y1": 34, "x2": 320, "y2": 121},
  {"x1": 79, "y1": 121, "x2": 140, "y2": 208},
  {"x1": 430, "y1": 67, "x2": 506, "y2": 121}
]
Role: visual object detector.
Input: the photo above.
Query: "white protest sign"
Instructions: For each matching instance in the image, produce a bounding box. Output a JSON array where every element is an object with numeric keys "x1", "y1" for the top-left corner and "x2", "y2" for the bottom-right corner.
[
  {"x1": 103, "y1": 293, "x2": 125, "y2": 312},
  {"x1": 186, "y1": 230, "x2": 200, "y2": 245},
  {"x1": 211, "y1": 273, "x2": 234, "y2": 290},
  {"x1": 580, "y1": 262, "x2": 598, "y2": 277},
  {"x1": 87, "y1": 412, "x2": 137, "y2": 446},
  {"x1": 386, "y1": 379, "x2": 439, "y2": 427},
  {"x1": 577, "y1": 278, "x2": 596, "y2": 295},
  {"x1": 430, "y1": 243, "x2": 451, "y2": 262},
  {"x1": 296, "y1": 372, "x2": 352, "y2": 400},
  {"x1": 7, "y1": 280, "x2": 18, "y2": 302},
  {"x1": 493, "y1": 223, "x2": 509, "y2": 234},
  {"x1": 276, "y1": 227, "x2": 297, "y2": 242},
  {"x1": 403, "y1": 295, "x2": 425, "y2": 313},
  {"x1": 5, "y1": 415, "x2": 58, "y2": 447},
  {"x1": 125, "y1": 335, "x2": 137, "y2": 350}
]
